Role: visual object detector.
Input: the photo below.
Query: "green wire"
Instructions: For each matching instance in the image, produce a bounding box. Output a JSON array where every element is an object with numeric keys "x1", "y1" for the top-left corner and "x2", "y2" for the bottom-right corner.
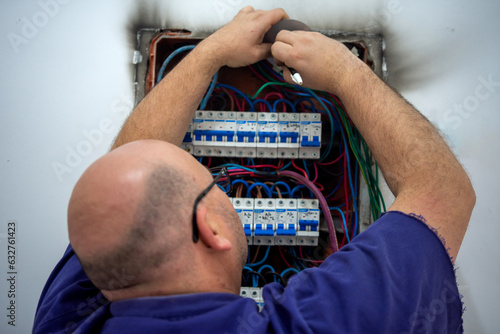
[{"x1": 330, "y1": 98, "x2": 386, "y2": 220}]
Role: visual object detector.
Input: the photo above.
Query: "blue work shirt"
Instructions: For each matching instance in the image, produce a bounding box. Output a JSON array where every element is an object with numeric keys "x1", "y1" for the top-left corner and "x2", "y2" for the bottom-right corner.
[{"x1": 33, "y1": 211, "x2": 463, "y2": 333}]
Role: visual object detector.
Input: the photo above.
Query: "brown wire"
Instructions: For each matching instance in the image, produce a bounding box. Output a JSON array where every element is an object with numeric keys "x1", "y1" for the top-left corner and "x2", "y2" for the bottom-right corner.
[
  {"x1": 220, "y1": 87, "x2": 235, "y2": 111},
  {"x1": 251, "y1": 246, "x2": 261, "y2": 263}
]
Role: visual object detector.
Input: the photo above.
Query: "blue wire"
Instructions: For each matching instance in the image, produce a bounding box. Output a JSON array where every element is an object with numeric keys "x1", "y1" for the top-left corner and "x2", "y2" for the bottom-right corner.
[
  {"x1": 290, "y1": 248, "x2": 307, "y2": 270},
  {"x1": 330, "y1": 195, "x2": 353, "y2": 209},
  {"x1": 260, "y1": 61, "x2": 286, "y2": 82},
  {"x1": 232, "y1": 179, "x2": 250, "y2": 190},
  {"x1": 302, "y1": 88, "x2": 334, "y2": 161},
  {"x1": 271, "y1": 181, "x2": 291, "y2": 195},
  {"x1": 157, "y1": 45, "x2": 195, "y2": 84},
  {"x1": 331, "y1": 107, "x2": 358, "y2": 239},
  {"x1": 281, "y1": 268, "x2": 300, "y2": 279},
  {"x1": 280, "y1": 161, "x2": 292, "y2": 170},
  {"x1": 218, "y1": 163, "x2": 259, "y2": 173},
  {"x1": 257, "y1": 264, "x2": 276, "y2": 274},
  {"x1": 257, "y1": 264, "x2": 278, "y2": 283},
  {"x1": 253, "y1": 99, "x2": 272, "y2": 112},
  {"x1": 293, "y1": 98, "x2": 316, "y2": 113},
  {"x1": 216, "y1": 83, "x2": 255, "y2": 111},
  {"x1": 330, "y1": 207, "x2": 350, "y2": 243},
  {"x1": 246, "y1": 183, "x2": 272, "y2": 198},
  {"x1": 272, "y1": 99, "x2": 296, "y2": 113},
  {"x1": 200, "y1": 72, "x2": 219, "y2": 110},
  {"x1": 324, "y1": 175, "x2": 343, "y2": 200},
  {"x1": 246, "y1": 246, "x2": 271, "y2": 267},
  {"x1": 302, "y1": 160, "x2": 310, "y2": 179},
  {"x1": 291, "y1": 185, "x2": 313, "y2": 198}
]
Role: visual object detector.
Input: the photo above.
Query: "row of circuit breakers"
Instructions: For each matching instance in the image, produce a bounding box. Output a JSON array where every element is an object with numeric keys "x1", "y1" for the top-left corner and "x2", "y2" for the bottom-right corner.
[
  {"x1": 231, "y1": 198, "x2": 320, "y2": 246},
  {"x1": 181, "y1": 111, "x2": 322, "y2": 159}
]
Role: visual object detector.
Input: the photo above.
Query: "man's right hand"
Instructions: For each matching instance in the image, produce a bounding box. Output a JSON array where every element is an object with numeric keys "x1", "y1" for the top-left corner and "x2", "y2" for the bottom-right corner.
[
  {"x1": 204, "y1": 6, "x2": 289, "y2": 69},
  {"x1": 271, "y1": 30, "x2": 364, "y2": 94}
]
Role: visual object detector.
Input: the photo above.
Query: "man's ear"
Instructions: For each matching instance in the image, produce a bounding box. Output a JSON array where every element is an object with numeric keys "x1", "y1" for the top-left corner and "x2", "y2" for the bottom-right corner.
[{"x1": 196, "y1": 206, "x2": 232, "y2": 251}]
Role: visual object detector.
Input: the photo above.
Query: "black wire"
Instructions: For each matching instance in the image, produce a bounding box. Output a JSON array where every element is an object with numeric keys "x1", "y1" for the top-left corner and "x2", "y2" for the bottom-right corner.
[
  {"x1": 284, "y1": 247, "x2": 324, "y2": 264},
  {"x1": 244, "y1": 271, "x2": 266, "y2": 287},
  {"x1": 263, "y1": 271, "x2": 284, "y2": 286},
  {"x1": 317, "y1": 163, "x2": 343, "y2": 177}
]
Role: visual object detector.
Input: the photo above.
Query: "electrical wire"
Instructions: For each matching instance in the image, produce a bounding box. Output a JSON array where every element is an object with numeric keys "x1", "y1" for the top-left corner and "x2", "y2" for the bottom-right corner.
[{"x1": 156, "y1": 45, "x2": 195, "y2": 84}]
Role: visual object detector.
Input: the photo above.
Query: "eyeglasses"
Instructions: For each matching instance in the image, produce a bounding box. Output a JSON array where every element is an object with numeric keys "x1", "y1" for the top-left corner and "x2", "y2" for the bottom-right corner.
[{"x1": 192, "y1": 167, "x2": 233, "y2": 243}]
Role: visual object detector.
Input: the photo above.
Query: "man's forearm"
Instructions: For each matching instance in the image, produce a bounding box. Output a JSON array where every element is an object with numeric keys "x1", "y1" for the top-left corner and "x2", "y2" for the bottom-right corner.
[
  {"x1": 334, "y1": 61, "x2": 475, "y2": 260},
  {"x1": 111, "y1": 40, "x2": 221, "y2": 149}
]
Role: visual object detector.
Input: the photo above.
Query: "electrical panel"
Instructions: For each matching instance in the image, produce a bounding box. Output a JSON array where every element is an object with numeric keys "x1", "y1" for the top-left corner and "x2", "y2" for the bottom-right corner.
[
  {"x1": 133, "y1": 27, "x2": 386, "y2": 308},
  {"x1": 186, "y1": 111, "x2": 321, "y2": 159}
]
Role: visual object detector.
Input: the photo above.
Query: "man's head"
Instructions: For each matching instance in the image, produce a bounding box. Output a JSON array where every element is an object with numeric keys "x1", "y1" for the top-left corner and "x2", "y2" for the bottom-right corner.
[{"x1": 68, "y1": 140, "x2": 247, "y2": 301}]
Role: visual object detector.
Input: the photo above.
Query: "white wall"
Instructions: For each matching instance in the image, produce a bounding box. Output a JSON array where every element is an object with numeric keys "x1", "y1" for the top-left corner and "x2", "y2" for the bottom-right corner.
[{"x1": 0, "y1": 0, "x2": 498, "y2": 333}]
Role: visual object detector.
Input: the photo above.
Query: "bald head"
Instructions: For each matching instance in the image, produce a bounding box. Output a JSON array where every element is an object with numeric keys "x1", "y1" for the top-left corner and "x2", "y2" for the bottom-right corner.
[{"x1": 68, "y1": 140, "x2": 211, "y2": 292}]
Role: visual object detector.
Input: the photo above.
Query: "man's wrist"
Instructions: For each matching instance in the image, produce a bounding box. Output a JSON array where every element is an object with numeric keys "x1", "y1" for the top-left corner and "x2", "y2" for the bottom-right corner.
[
  {"x1": 195, "y1": 36, "x2": 227, "y2": 73},
  {"x1": 331, "y1": 58, "x2": 376, "y2": 101}
]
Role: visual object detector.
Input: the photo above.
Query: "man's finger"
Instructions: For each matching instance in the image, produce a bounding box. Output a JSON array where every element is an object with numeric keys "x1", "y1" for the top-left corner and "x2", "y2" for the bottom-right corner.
[
  {"x1": 239, "y1": 6, "x2": 254, "y2": 14},
  {"x1": 253, "y1": 44, "x2": 273, "y2": 63},
  {"x1": 260, "y1": 8, "x2": 289, "y2": 27},
  {"x1": 271, "y1": 40, "x2": 294, "y2": 64},
  {"x1": 275, "y1": 30, "x2": 297, "y2": 46}
]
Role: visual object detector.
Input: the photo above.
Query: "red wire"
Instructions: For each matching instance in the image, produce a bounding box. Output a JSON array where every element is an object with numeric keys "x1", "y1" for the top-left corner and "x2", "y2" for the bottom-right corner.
[
  {"x1": 253, "y1": 100, "x2": 268, "y2": 112},
  {"x1": 316, "y1": 151, "x2": 345, "y2": 166},
  {"x1": 313, "y1": 182, "x2": 324, "y2": 191},
  {"x1": 291, "y1": 160, "x2": 308, "y2": 179},
  {"x1": 248, "y1": 65, "x2": 268, "y2": 82},
  {"x1": 228, "y1": 91, "x2": 242, "y2": 111},
  {"x1": 244, "y1": 164, "x2": 281, "y2": 169},
  {"x1": 278, "y1": 246, "x2": 293, "y2": 268},
  {"x1": 311, "y1": 162, "x2": 319, "y2": 183},
  {"x1": 264, "y1": 92, "x2": 284, "y2": 100}
]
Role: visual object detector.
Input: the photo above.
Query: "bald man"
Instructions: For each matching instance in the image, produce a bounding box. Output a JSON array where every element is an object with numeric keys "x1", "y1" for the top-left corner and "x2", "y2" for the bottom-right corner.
[{"x1": 33, "y1": 7, "x2": 475, "y2": 334}]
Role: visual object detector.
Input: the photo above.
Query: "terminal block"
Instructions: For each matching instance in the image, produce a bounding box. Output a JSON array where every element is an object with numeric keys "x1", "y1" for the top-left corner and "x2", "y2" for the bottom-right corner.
[
  {"x1": 299, "y1": 113, "x2": 322, "y2": 159},
  {"x1": 235, "y1": 112, "x2": 257, "y2": 157},
  {"x1": 185, "y1": 111, "x2": 322, "y2": 159},
  {"x1": 233, "y1": 198, "x2": 254, "y2": 245},
  {"x1": 180, "y1": 122, "x2": 193, "y2": 154},
  {"x1": 256, "y1": 112, "x2": 279, "y2": 158},
  {"x1": 231, "y1": 197, "x2": 318, "y2": 246},
  {"x1": 278, "y1": 113, "x2": 300, "y2": 159},
  {"x1": 297, "y1": 199, "x2": 320, "y2": 246},
  {"x1": 275, "y1": 199, "x2": 298, "y2": 245},
  {"x1": 192, "y1": 110, "x2": 237, "y2": 157},
  {"x1": 240, "y1": 287, "x2": 264, "y2": 310},
  {"x1": 253, "y1": 199, "x2": 276, "y2": 246}
]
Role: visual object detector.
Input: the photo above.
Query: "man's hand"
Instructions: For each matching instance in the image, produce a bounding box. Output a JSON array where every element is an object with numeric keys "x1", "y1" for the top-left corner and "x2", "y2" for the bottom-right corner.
[
  {"x1": 271, "y1": 31, "x2": 361, "y2": 94},
  {"x1": 111, "y1": 7, "x2": 288, "y2": 150},
  {"x1": 205, "y1": 6, "x2": 288, "y2": 69}
]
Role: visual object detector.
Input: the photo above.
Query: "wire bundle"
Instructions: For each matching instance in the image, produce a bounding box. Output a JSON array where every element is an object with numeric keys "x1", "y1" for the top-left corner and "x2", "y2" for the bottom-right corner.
[{"x1": 156, "y1": 46, "x2": 386, "y2": 288}]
